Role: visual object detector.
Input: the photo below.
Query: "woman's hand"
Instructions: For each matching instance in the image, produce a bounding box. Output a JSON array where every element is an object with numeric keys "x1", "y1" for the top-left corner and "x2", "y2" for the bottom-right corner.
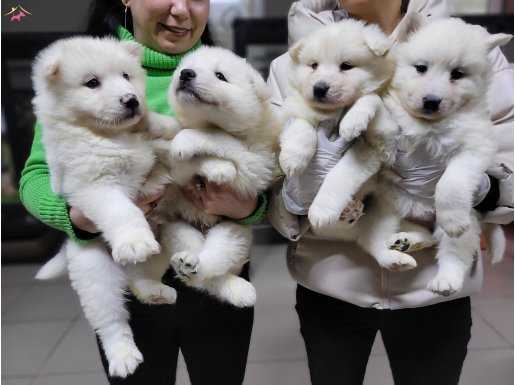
[
  {"x1": 182, "y1": 179, "x2": 258, "y2": 219},
  {"x1": 69, "y1": 190, "x2": 165, "y2": 234}
]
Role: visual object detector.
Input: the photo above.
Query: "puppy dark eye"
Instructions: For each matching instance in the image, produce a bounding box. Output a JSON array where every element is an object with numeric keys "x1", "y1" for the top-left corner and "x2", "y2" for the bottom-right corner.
[
  {"x1": 310, "y1": 62, "x2": 318, "y2": 70},
  {"x1": 340, "y1": 62, "x2": 354, "y2": 71},
  {"x1": 84, "y1": 78, "x2": 100, "y2": 89},
  {"x1": 123, "y1": 72, "x2": 130, "y2": 80},
  {"x1": 414, "y1": 64, "x2": 428, "y2": 74},
  {"x1": 215, "y1": 72, "x2": 228, "y2": 82},
  {"x1": 450, "y1": 68, "x2": 465, "y2": 80}
]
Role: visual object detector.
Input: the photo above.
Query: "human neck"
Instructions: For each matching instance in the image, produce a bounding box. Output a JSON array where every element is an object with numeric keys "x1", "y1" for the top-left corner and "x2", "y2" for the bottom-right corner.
[{"x1": 344, "y1": 0, "x2": 403, "y2": 35}]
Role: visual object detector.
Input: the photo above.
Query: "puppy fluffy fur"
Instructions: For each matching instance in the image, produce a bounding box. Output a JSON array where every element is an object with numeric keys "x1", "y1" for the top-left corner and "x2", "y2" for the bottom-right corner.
[
  {"x1": 33, "y1": 37, "x2": 179, "y2": 378},
  {"x1": 382, "y1": 16, "x2": 511, "y2": 295},
  {"x1": 134, "y1": 46, "x2": 279, "y2": 308},
  {"x1": 280, "y1": 20, "x2": 426, "y2": 271}
]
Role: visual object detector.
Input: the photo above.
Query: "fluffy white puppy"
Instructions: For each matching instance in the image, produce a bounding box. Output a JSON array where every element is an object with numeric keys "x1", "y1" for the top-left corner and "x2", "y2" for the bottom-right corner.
[
  {"x1": 383, "y1": 16, "x2": 512, "y2": 295},
  {"x1": 32, "y1": 37, "x2": 179, "y2": 377},
  {"x1": 281, "y1": 20, "x2": 424, "y2": 270},
  {"x1": 136, "y1": 46, "x2": 279, "y2": 307}
]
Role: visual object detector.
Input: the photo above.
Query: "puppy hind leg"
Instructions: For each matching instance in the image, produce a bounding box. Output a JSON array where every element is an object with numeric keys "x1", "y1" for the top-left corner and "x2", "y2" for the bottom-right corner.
[
  {"x1": 357, "y1": 200, "x2": 417, "y2": 272},
  {"x1": 164, "y1": 221, "x2": 205, "y2": 280},
  {"x1": 388, "y1": 220, "x2": 437, "y2": 253},
  {"x1": 204, "y1": 273, "x2": 257, "y2": 308},
  {"x1": 428, "y1": 214, "x2": 481, "y2": 296},
  {"x1": 65, "y1": 241, "x2": 142, "y2": 378}
]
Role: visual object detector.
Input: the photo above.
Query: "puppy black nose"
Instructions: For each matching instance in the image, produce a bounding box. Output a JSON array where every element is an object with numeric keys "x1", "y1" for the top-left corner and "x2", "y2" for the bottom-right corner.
[
  {"x1": 180, "y1": 69, "x2": 196, "y2": 82},
  {"x1": 422, "y1": 95, "x2": 442, "y2": 113},
  {"x1": 313, "y1": 82, "x2": 330, "y2": 100},
  {"x1": 120, "y1": 94, "x2": 139, "y2": 110}
]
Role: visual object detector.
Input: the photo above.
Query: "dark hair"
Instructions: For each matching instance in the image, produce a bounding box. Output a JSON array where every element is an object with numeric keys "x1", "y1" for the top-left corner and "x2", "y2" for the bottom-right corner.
[
  {"x1": 86, "y1": 0, "x2": 214, "y2": 46},
  {"x1": 401, "y1": 0, "x2": 410, "y2": 14}
]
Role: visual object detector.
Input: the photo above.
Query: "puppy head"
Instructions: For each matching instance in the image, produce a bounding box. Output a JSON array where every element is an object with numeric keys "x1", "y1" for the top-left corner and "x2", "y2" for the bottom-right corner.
[
  {"x1": 169, "y1": 46, "x2": 271, "y2": 136},
  {"x1": 32, "y1": 37, "x2": 146, "y2": 131},
  {"x1": 391, "y1": 17, "x2": 512, "y2": 121},
  {"x1": 288, "y1": 19, "x2": 394, "y2": 111}
]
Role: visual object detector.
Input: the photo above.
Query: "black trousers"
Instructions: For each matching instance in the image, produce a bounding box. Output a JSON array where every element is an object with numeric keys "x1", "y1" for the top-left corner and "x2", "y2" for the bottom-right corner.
[
  {"x1": 97, "y1": 266, "x2": 254, "y2": 385},
  {"x1": 296, "y1": 285, "x2": 472, "y2": 385}
]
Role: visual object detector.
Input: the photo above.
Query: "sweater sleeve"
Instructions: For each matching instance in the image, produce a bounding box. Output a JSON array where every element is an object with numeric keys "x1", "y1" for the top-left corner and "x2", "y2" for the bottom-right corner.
[{"x1": 18, "y1": 122, "x2": 95, "y2": 244}]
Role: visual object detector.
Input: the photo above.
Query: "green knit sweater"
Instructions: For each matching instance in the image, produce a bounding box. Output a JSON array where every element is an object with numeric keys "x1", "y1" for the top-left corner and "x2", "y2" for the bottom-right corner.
[{"x1": 19, "y1": 28, "x2": 266, "y2": 243}]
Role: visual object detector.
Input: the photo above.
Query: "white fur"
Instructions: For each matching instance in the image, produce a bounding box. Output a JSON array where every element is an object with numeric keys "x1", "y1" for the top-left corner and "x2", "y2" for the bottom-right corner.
[
  {"x1": 32, "y1": 37, "x2": 179, "y2": 377},
  {"x1": 382, "y1": 17, "x2": 511, "y2": 295},
  {"x1": 133, "y1": 47, "x2": 279, "y2": 307}
]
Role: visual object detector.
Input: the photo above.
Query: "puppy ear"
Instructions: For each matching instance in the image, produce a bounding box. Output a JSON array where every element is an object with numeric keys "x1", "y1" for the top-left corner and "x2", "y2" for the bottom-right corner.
[
  {"x1": 363, "y1": 24, "x2": 392, "y2": 56},
  {"x1": 486, "y1": 33, "x2": 513, "y2": 51},
  {"x1": 289, "y1": 40, "x2": 304, "y2": 64},
  {"x1": 248, "y1": 66, "x2": 271, "y2": 101},
  {"x1": 121, "y1": 41, "x2": 143, "y2": 60},
  {"x1": 36, "y1": 51, "x2": 61, "y2": 82},
  {"x1": 396, "y1": 12, "x2": 427, "y2": 42}
]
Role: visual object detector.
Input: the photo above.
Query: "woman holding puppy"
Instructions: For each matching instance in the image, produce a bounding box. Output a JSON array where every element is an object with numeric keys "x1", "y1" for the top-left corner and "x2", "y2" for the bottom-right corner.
[
  {"x1": 20, "y1": 0, "x2": 265, "y2": 384},
  {"x1": 269, "y1": 0, "x2": 513, "y2": 384}
]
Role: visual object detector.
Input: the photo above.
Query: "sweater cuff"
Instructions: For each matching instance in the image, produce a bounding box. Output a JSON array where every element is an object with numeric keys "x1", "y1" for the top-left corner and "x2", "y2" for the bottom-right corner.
[
  {"x1": 39, "y1": 196, "x2": 97, "y2": 244},
  {"x1": 235, "y1": 193, "x2": 268, "y2": 226}
]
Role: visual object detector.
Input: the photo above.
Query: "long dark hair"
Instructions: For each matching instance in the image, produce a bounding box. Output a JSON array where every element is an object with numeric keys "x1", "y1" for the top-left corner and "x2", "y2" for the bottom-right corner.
[{"x1": 86, "y1": 0, "x2": 214, "y2": 46}]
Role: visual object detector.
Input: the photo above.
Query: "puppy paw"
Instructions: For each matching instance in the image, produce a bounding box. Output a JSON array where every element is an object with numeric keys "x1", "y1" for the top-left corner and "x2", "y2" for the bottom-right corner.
[
  {"x1": 218, "y1": 276, "x2": 257, "y2": 307},
  {"x1": 169, "y1": 132, "x2": 198, "y2": 160},
  {"x1": 171, "y1": 251, "x2": 199, "y2": 280},
  {"x1": 131, "y1": 280, "x2": 177, "y2": 305},
  {"x1": 377, "y1": 250, "x2": 417, "y2": 272},
  {"x1": 339, "y1": 199, "x2": 365, "y2": 226},
  {"x1": 388, "y1": 232, "x2": 435, "y2": 253},
  {"x1": 339, "y1": 111, "x2": 369, "y2": 141},
  {"x1": 427, "y1": 273, "x2": 464, "y2": 297},
  {"x1": 437, "y1": 210, "x2": 470, "y2": 238},
  {"x1": 308, "y1": 202, "x2": 341, "y2": 229},
  {"x1": 203, "y1": 162, "x2": 237, "y2": 184},
  {"x1": 279, "y1": 150, "x2": 311, "y2": 177},
  {"x1": 105, "y1": 337, "x2": 143, "y2": 378},
  {"x1": 112, "y1": 228, "x2": 160, "y2": 265}
]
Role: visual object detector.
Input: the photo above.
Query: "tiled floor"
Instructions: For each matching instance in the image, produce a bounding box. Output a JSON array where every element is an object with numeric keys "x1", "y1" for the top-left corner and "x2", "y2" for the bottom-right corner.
[{"x1": 2, "y1": 238, "x2": 513, "y2": 385}]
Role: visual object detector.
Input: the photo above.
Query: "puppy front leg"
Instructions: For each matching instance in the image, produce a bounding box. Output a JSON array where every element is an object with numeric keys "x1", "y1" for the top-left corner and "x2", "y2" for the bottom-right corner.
[
  {"x1": 436, "y1": 151, "x2": 489, "y2": 238},
  {"x1": 428, "y1": 213, "x2": 481, "y2": 296},
  {"x1": 146, "y1": 111, "x2": 181, "y2": 139},
  {"x1": 279, "y1": 118, "x2": 318, "y2": 177},
  {"x1": 339, "y1": 94, "x2": 381, "y2": 141},
  {"x1": 139, "y1": 162, "x2": 172, "y2": 199},
  {"x1": 69, "y1": 185, "x2": 159, "y2": 265},
  {"x1": 308, "y1": 140, "x2": 382, "y2": 228},
  {"x1": 65, "y1": 240, "x2": 142, "y2": 378},
  {"x1": 197, "y1": 157, "x2": 238, "y2": 185}
]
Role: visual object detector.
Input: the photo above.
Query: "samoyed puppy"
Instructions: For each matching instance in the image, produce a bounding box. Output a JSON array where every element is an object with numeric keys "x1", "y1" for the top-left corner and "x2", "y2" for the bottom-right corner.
[
  {"x1": 136, "y1": 46, "x2": 279, "y2": 307},
  {"x1": 382, "y1": 16, "x2": 512, "y2": 295},
  {"x1": 32, "y1": 37, "x2": 179, "y2": 377},
  {"x1": 280, "y1": 20, "x2": 426, "y2": 270}
]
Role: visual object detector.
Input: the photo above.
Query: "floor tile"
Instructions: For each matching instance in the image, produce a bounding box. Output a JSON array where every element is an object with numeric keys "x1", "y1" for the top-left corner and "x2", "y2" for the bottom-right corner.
[
  {"x1": 1, "y1": 264, "x2": 41, "y2": 287},
  {"x1": 33, "y1": 372, "x2": 108, "y2": 385},
  {"x1": 472, "y1": 299, "x2": 513, "y2": 345},
  {"x1": 1, "y1": 286, "x2": 31, "y2": 314},
  {"x1": 41, "y1": 318, "x2": 104, "y2": 375},
  {"x1": 477, "y1": 254, "x2": 513, "y2": 299},
  {"x1": 3, "y1": 284, "x2": 81, "y2": 324},
  {"x1": 244, "y1": 360, "x2": 310, "y2": 385},
  {"x1": 469, "y1": 310, "x2": 511, "y2": 349},
  {"x1": 2, "y1": 321, "x2": 71, "y2": 376},
  {"x1": 364, "y1": 355, "x2": 394, "y2": 385},
  {"x1": 2, "y1": 378, "x2": 33, "y2": 385},
  {"x1": 459, "y1": 349, "x2": 513, "y2": 385}
]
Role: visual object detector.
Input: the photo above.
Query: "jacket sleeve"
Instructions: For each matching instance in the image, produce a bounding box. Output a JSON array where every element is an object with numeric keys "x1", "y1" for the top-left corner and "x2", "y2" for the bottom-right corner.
[{"x1": 19, "y1": 123, "x2": 95, "y2": 243}]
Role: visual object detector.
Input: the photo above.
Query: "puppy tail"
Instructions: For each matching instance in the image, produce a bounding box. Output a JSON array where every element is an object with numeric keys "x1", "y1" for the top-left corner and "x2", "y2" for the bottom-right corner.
[
  {"x1": 483, "y1": 223, "x2": 506, "y2": 264},
  {"x1": 35, "y1": 246, "x2": 67, "y2": 280}
]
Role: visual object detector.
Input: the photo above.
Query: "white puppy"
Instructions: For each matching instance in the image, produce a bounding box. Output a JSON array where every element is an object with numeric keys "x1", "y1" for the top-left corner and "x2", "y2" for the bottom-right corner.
[
  {"x1": 136, "y1": 46, "x2": 279, "y2": 307},
  {"x1": 281, "y1": 20, "x2": 425, "y2": 270},
  {"x1": 382, "y1": 16, "x2": 512, "y2": 295},
  {"x1": 32, "y1": 37, "x2": 179, "y2": 377}
]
